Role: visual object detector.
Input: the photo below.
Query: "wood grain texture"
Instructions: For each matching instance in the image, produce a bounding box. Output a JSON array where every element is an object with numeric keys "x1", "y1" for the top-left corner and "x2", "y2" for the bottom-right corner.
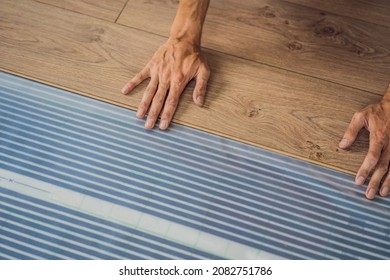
[
  {"x1": 37, "y1": 0, "x2": 127, "y2": 22},
  {"x1": 1, "y1": 0, "x2": 382, "y2": 174},
  {"x1": 284, "y1": 0, "x2": 390, "y2": 28},
  {"x1": 117, "y1": 0, "x2": 390, "y2": 94}
]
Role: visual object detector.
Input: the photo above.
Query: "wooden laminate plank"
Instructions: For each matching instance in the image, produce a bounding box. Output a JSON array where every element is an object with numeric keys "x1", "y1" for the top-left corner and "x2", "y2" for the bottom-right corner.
[
  {"x1": 283, "y1": 0, "x2": 390, "y2": 28},
  {"x1": 37, "y1": 0, "x2": 127, "y2": 22},
  {"x1": 117, "y1": 0, "x2": 390, "y2": 94},
  {"x1": 0, "y1": 0, "x2": 383, "y2": 174}
]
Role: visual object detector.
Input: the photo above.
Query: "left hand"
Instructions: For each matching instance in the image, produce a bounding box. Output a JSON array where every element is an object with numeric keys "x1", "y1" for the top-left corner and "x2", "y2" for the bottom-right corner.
[{"x1": 339, "y1": 86, "x2": 390, "y2": 199}]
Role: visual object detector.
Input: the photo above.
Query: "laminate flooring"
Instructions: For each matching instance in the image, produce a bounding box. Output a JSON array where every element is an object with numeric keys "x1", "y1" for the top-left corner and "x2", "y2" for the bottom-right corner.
[
  {"x1": 37, "y1": 0, "x2": 127, "y2": 21},
  {"x1": 1, "y1": 0, "x2": 390, "y2": 174}
]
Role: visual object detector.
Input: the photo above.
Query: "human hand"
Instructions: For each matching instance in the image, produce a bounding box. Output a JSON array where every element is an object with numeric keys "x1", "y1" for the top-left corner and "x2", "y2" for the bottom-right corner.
[
  {"x1": 339, "y1": 85, "x2": 390, "y2": 199},
  {"x1": 121, "y1": 38, "x2": 210, "y2": 130}
]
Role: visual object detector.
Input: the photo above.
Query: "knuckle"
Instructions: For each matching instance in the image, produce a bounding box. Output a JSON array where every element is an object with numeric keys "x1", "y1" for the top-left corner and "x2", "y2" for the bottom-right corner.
[
  {"x1": 198, "y1": 75, "x2": 208, "y2": 83},
  {"x1": 155, "y1": 64, "x2": 164, "y2": 74},
  {"x1": 148, "y1": 60, "x2": 157, "y2": 69},
  {"x1": 171, "y1": 75, "x2": 184, "y2": 90},
  {"x1": 375, "y1": 131, "x2": 387, "y2": 145},
  {"x1": 368, "y1": 149, "x2": 380, "y2": 159},
  {"x1": 171, "y1": 81, "x2": 182, "y2": 91},
  {"x1": 174, "y1": 72, "x2": 185, "y2": 83},
  {"x1": 147, "y1": 111, "x2": 158, "y2": 120},
  {"x1": 159, "y1": 81, "x2": 169, "y2": 90},
  {"x1": 366, "y1": 153, "x2": 379, "y2": 166},
  {"x1": 353, "y1": 111, "x2": 364, "y2": 120},
  {"x1": 145, "y1": 83, "x2": 157, "y2": 94},
  {"x1": 369, "y1": 174, "x2": 380, "y2": 185},
  {"x1": 360, "y1": 168, "x2": 371, "y2": 178},
  {"x1": 138, "y1": 102, "x2": 147, "y2": 110},
  {"x1": 153, "y1": 95, "x2": 165, "y2": 105},
  {"x1": 376, "y1": 165, "x2": 389, "y2": 175},
  {"x1": 368, "y1": 181, "x2": 380, "y2": 189},
  {"x1": 135, "y1": 72, "x2": 143, "y2": 80},
  {"x1": 166, "y1": 96, "x2": 178, "y2": 107},
  {"x1": 196, "y1": 83, "x2": 206, "y2": 93},
  {"x1": 161, "y1": 110, "x2": 173, "y2": 120}
]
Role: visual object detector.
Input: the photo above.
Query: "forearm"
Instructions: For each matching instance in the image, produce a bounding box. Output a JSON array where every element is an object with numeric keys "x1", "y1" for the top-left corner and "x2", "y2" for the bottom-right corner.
[{"x1": 169, "y1": 0, "x2": 210, "y2": 46}]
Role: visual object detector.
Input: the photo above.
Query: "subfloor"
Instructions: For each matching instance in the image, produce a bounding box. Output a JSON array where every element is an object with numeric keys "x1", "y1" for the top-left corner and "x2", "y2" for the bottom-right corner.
[
  {"x1": 1, "y1": 0, "x2": 390, "y2": 173},
  {"x1": 1, "y1": 72, "x2": 389, "y2": 259}
]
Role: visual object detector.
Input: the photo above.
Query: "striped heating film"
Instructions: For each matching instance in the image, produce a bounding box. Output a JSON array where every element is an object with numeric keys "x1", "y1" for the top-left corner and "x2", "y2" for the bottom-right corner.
[{"x1": 0, "y1": 71, "x2": 389, "y2": 259}]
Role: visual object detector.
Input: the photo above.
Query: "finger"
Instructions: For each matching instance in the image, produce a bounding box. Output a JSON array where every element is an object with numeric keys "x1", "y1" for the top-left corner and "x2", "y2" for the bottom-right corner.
[
  {"x1": 159, "y1": 78, "x2": 186, "y2": 130},
  {"x1": 339, "y1": 111, "x2": 365, "y2": 149},
  {"x1": 145, "y1": 82, "x2": 169, "y2": 129},
  {"x1": 121, "y1": 67, "x2": 150, "y2": 95},
  {"x1": 366, "y1": 150, "x2": 390, "y2": 199},
  {"x1": 355, "y1": 131, "x2": 384, "y2": 187},
  {"x1": 192, "y1": 64, "x2": 210, "y2": 107},
  {"x1": 136, "y1": 75, "x2": 159, "y2": 119},
  {"x1": 380, "y1": 171, "x2": 390, "y2": 197}
]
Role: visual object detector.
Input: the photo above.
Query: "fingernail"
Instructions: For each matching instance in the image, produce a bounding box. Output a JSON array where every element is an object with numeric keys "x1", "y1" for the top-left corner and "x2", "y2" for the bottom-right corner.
[
  {"x1": 145, "y1": 119, "x2": 154, "y2": 129},
  {"x1": 339, "y1": 139, "x2": 349, "y2": 148},
  {"x1": 366, "y1": 188, "x2": 377, "y2": 199},
  {"x1": 159, "y1": 120, "x2": 168, "y2": 130},
  {"x1": 356, "y1": 176, "x2": 365, "y2": 185},
  {"x1": 380, "y1": 186, "x2": 389, "y2": 197},
  {"x1": 197, "y1": 96, "x2": 204, "y2": 105},
  {"x1": 136, "y1": 108, "x2": 145, "y2": 118},
  {"x1": 121, "y1": 85, "x2": 128, "y2": 94}
]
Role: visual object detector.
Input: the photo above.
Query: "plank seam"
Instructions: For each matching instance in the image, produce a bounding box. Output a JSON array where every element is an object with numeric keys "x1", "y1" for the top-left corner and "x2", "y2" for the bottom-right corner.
[
  {"x1": 115, "y1": 0, "x2": 130, "y2": 23},
  {"x1": 280, "y1": 0, "x2": 390, "y2": 29},
  {"x1": 34, "y1": 0, "x2": 119, "y2": 23},
  {"x1": 112, "y1": 22, "x2": 386, "y2": 97}
]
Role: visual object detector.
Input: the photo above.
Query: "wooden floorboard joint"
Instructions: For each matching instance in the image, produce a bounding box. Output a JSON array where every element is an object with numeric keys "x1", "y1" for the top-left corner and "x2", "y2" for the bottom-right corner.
[{"x1": 115, "y1": 0, "x2": 130, "y2": 23}]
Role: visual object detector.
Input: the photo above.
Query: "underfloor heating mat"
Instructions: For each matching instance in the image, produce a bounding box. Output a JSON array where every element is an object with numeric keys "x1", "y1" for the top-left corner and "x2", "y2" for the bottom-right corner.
[{"x1": 0, "y1": 71, "x2": 389, "y2": 260}]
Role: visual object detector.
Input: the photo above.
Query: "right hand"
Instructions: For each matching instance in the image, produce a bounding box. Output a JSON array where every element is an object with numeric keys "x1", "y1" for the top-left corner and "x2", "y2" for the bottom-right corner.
[
  {"x1": 121, "y1": 38, "x2": 210, "y2": 130},
  {"x1": 339, "y1": 84, "x2": 390, "y2": 199}
]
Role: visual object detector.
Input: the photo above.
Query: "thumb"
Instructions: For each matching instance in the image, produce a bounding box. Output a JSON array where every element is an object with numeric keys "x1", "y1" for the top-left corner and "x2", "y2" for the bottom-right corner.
[
  {"x1": 339, "y1": 111, "x2": 365, "y2": 149},
  {"x1": 193, "y1": 64, "x2": 210, "y2": 107}
]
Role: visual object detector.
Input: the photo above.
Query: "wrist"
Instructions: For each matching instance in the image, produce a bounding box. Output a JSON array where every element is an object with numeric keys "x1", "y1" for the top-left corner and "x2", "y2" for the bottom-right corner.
[
  {"x1": 169, "y1": 0, "x2": 210, "y2": 47},
  {"x1": 169, "y1": 21, "x2": 203, "y2": 46}
]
